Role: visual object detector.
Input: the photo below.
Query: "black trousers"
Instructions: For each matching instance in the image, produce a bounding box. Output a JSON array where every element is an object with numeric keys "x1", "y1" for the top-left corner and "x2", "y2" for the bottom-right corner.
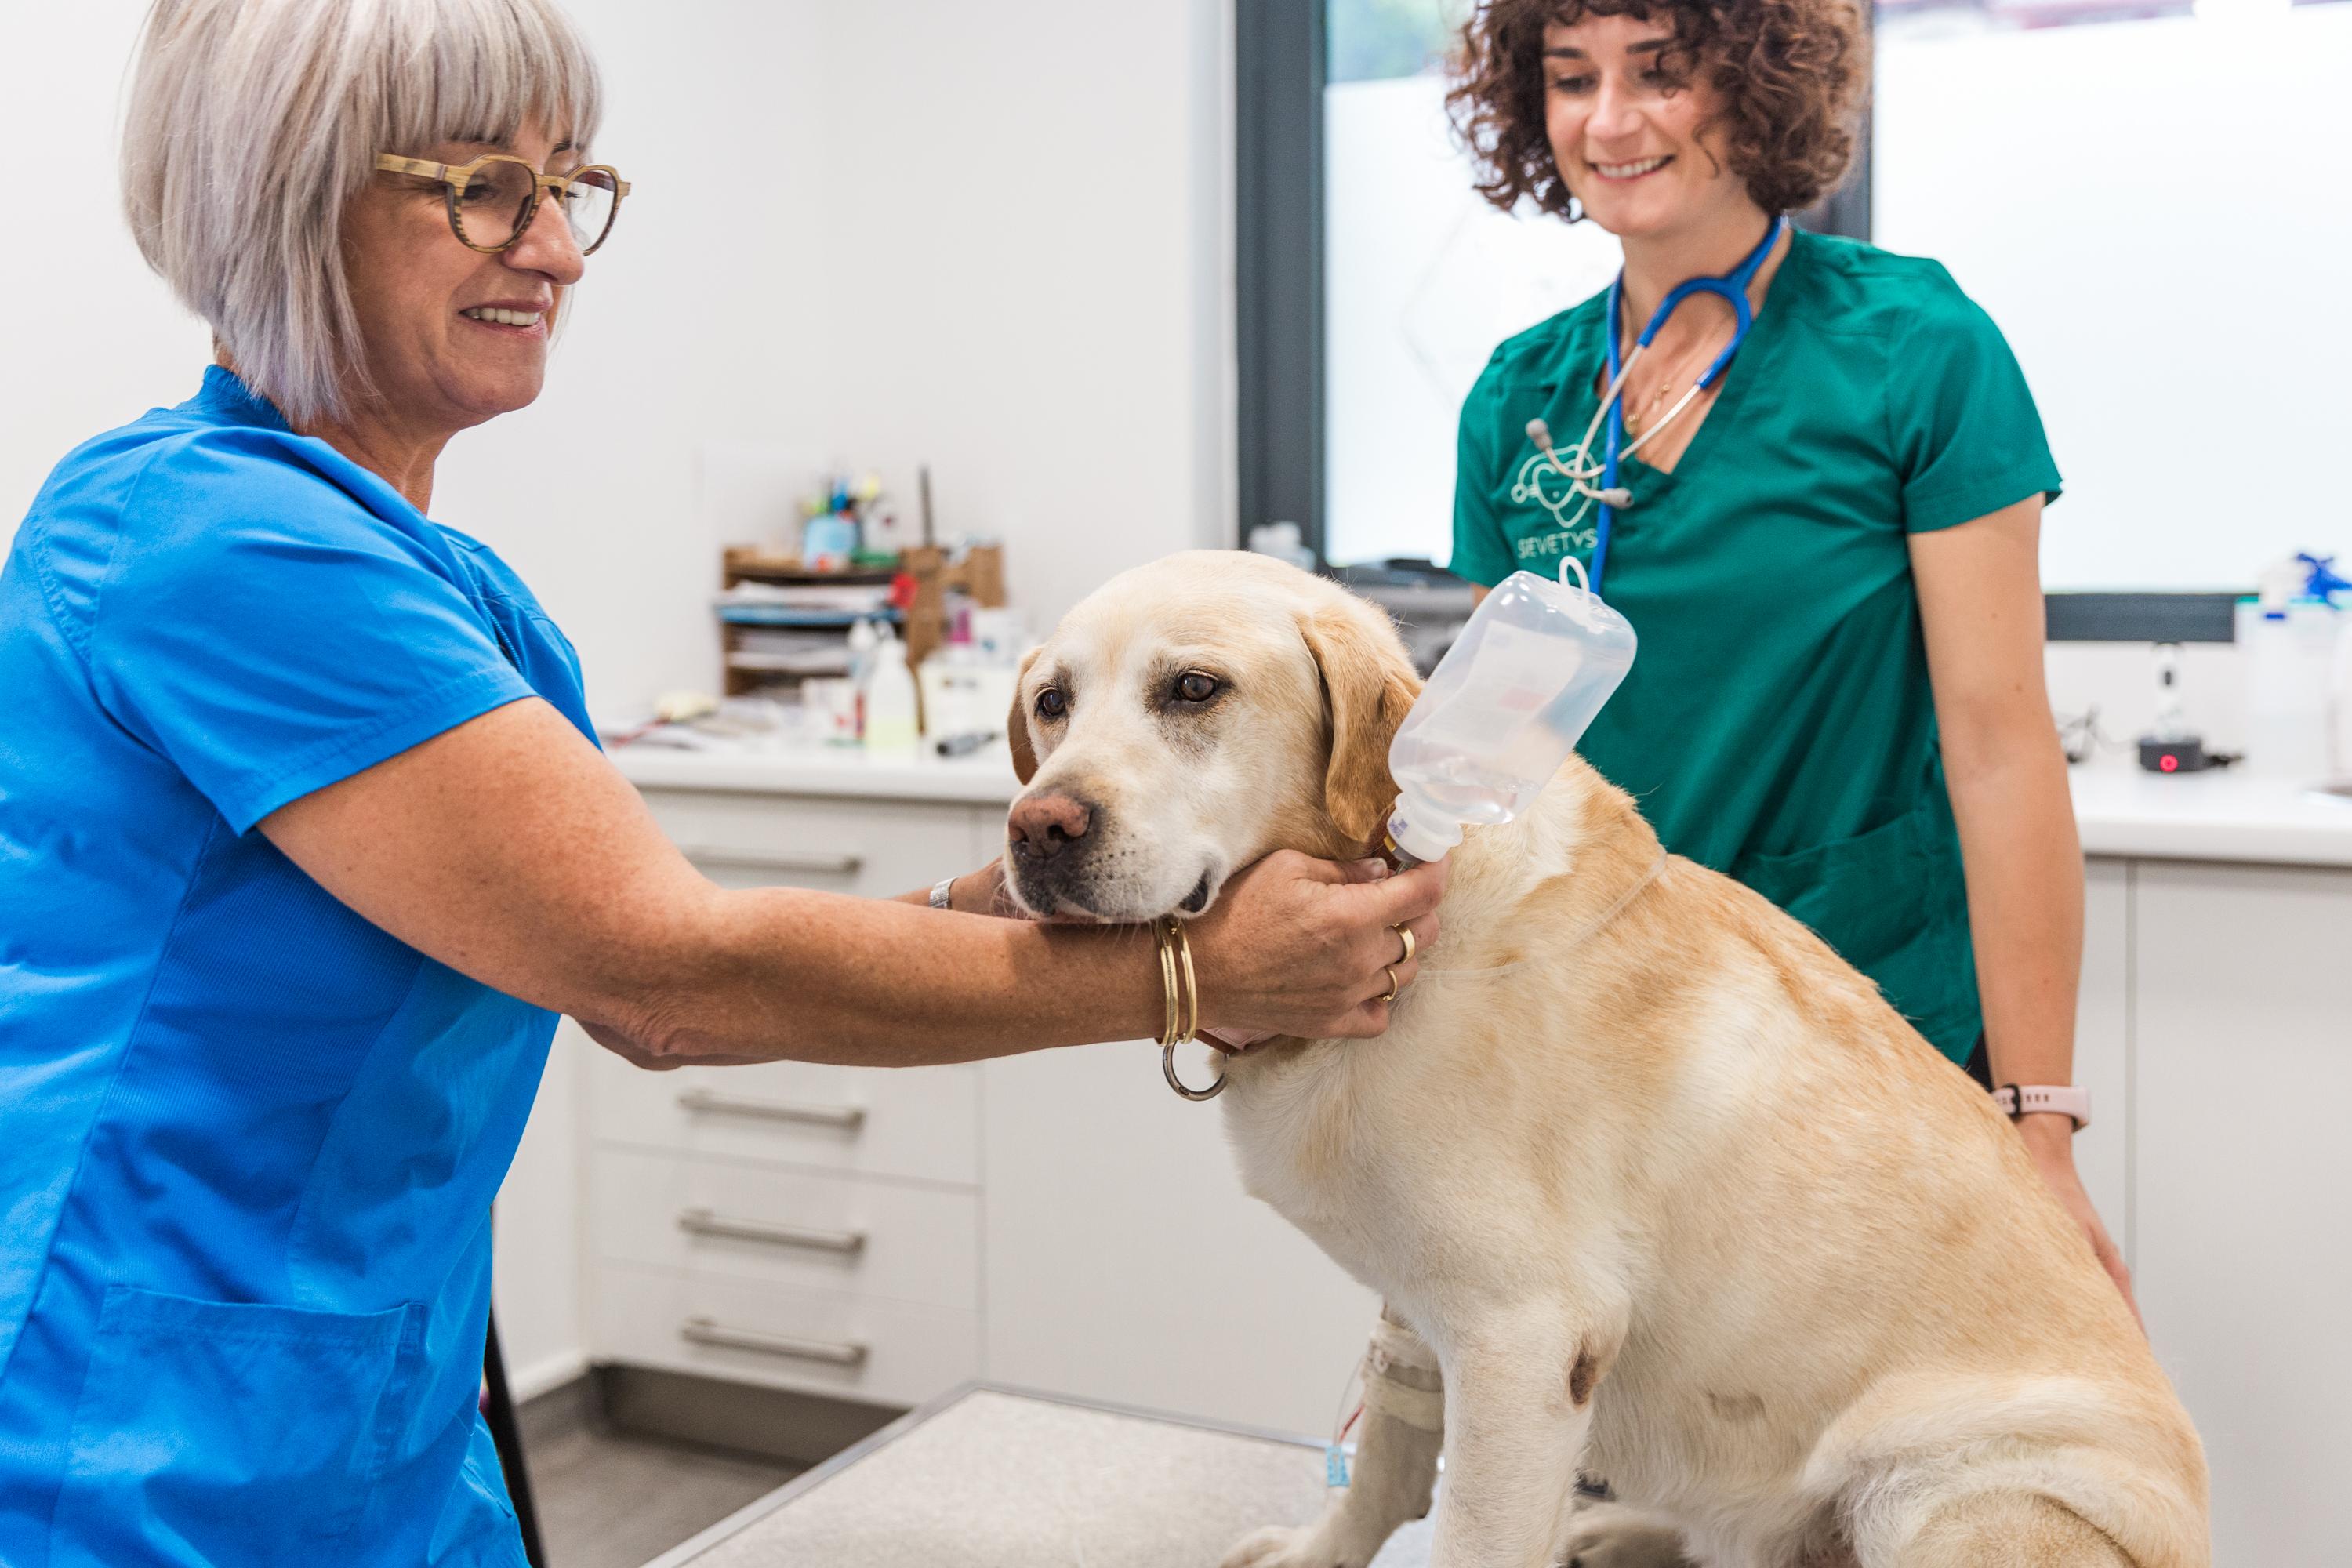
[{"x1": 1961, "y1": 1032, "x2": 1995, "y2": 1093}]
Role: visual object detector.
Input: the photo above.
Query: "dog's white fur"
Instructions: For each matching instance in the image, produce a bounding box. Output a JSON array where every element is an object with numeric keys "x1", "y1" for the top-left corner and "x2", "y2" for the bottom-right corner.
[{"x1": 1006, "y1": 552, "x2": 2207, "y2": 1568}]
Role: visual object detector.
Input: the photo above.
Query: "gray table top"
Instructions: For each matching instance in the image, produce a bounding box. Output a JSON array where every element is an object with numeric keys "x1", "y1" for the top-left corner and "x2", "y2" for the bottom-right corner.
[{"x1": 641, "y1": 1384, "x2": 1436, "y2": 1568}]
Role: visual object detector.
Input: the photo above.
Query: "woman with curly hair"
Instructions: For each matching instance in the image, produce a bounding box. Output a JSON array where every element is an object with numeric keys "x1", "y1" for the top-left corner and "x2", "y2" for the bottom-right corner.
[{"x1": 1446, "y1": 2, "x2": 2127, "y2": 1307}]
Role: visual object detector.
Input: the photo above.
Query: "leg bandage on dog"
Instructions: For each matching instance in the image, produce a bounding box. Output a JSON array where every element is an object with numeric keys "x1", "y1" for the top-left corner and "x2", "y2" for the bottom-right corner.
[{"x1": 1360, "y1": 1310, "x2": 1446, "y2": 1432}]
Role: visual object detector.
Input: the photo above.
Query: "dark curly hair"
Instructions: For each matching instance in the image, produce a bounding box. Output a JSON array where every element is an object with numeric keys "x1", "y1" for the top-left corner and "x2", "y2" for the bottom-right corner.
[{"x1": 1446, "y1": 0, "x2": 1869, "y2": 221}]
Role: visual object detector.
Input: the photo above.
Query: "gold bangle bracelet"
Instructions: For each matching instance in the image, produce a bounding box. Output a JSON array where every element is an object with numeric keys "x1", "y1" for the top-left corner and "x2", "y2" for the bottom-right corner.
[
  {"x1": 1172, "y1": 918, "x2": 1200, "y2": 1044},
  {"x1": 1156, "y1": 923, "x2": 1181, "y2": 1047},
  {"x1": 1159, "y1": 913, "x2": 1224, "y2": 1101}
]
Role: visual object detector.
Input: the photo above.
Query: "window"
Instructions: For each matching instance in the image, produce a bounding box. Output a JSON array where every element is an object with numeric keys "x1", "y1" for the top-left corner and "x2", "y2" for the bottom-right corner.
[
  {"x1": 1240, "y1": 0, "x2": 2349, "y2": 599},
  {"x1": 1323, "y1": 0, "x2": 1624, "y2": 569},
  {"x1": 1873, "y1": 0, "x2": 2352, "y2": 592}
]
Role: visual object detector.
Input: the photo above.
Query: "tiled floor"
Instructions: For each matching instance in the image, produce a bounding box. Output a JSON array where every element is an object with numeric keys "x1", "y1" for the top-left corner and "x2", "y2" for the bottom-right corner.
[{"x1": 526, "y1": 1425, "x2": 800, "y2": 1568}]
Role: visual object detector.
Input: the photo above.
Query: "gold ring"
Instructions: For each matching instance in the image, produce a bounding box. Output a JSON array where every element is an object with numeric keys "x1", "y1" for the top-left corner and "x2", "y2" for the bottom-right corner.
[
  {"x1": 1393, "y1": 924, "x2": 1416, "y2": 965},
  {"x1": 1380, "y1": 965, "x2": 1400, "y2": 1004}
]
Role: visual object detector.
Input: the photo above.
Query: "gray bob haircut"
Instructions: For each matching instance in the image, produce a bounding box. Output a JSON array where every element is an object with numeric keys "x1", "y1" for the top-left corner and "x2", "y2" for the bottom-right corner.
[{"x1": 122, "y1": 0, "x2": 603, "y2": 427}]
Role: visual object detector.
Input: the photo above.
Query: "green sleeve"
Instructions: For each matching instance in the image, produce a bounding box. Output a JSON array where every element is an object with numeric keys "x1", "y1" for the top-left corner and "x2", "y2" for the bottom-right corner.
[
  {"x1": 1446, "y1": 368, "x2": 1515, "y2": 586},
  {"x1": 1888, "y1": 280, "x2": 2064, "y2": 534}
]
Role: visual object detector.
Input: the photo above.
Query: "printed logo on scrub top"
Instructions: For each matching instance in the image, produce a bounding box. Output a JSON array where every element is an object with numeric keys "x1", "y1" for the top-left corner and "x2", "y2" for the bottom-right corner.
[{"x1": 1508, "y1": 448, "x2": 1595, "y2": 561}]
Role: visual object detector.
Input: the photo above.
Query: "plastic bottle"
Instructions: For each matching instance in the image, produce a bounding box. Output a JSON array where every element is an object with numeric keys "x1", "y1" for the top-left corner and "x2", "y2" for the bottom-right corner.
[
  {"x1": 844, "y1": 617, "x2": 882, "y2": 743},
  {"x1": 2246, "y1": 555, "x2": 2336, "y2": 782},
  {"x1": 2299, "y1": 554, "x2": 2352, "y2": 779},
  {"x1": 863, "y1": 627, "x2": 920, "y2": 757},
  {"x1": 1385, "y1": 567, "x2": 1638, "y2": 863},
  {"x1": 2332, "y1": 615, "x2": 2352, "y2": 780}
]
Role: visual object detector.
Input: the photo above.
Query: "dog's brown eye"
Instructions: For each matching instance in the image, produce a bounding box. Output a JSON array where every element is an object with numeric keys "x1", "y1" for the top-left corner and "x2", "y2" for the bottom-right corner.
[
  {"x1": 1174, "y1": 671, "x2": 1220, "y2": 703},
  {"x1": 1036, "y1": 688, "x2": 1067, "y2": 720}
]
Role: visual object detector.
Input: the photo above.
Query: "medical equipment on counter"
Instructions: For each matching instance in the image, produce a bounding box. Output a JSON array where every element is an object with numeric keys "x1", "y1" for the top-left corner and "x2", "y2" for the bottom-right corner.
[
  {"x1": 1519, "y1": 214, "x2": 1787, "y2": 596},
  {"x1": 2302, "y1": 554, "x2": 2352, "y2": 779},
  {"x1": 2136, "y1": 643, "x2": 2233, "y2": 774},
  {"x1": 861, "y1": 625, "x2": 920, "y2": 757},
  {"x1": 1384, "y1": 558, "x2": 1637, "y2": 866},
  {"x1": 2334, "y1": 610, "x2": 2352, "y2": 779},
  {"x1": 2244, "y1": 551, "x2": 2346, "y2": 781}
]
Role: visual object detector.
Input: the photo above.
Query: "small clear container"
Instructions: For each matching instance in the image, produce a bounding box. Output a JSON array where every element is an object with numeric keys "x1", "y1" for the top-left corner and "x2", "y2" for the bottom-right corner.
[{"x1": 1385, "y1": 568, "x2": 1637, "y2": 863}]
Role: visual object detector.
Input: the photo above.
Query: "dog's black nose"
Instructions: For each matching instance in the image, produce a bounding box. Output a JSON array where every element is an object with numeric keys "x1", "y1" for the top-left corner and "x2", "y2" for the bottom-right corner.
[{"x1": 1008, "y1": 793, "x2": 1094, "y2": 861}]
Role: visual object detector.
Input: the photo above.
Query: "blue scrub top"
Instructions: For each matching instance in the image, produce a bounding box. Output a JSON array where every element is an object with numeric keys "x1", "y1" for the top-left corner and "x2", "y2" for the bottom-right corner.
[{"x1": 0, "y1": 368, "x2": 595, "y2": 1566}]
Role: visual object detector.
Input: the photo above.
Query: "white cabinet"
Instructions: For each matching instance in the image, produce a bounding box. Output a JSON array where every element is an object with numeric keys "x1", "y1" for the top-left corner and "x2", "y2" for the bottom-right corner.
[
  {"x1": 2074, "y1": 858, "x2": 2131, "y2": 1257},
  {"x1": 979, "y1": 1041, "x2": 1379, "y2": 1436},
  {"x1": 588, "y1": 1052, "x2": 982, "y2": 1187},
  {"x1": 2129, "y1": 861, "x2": 2352, "y2": 1568},
  {"x1": 591, "y1": 1265, "x2": 983, "y2": 1407},
  {"x1": 583, "y1": 787, "x2": 996, "y2": 1404},
  {"x1": 644, "y1": 788, "x2": 983, "y2": 898},
  {"x1": 586, "y1": 773, "x2": 1377, "y2": 1434},
  {"x1": 590, "y1": 1146, "x2": 980, "y2": 1312}
]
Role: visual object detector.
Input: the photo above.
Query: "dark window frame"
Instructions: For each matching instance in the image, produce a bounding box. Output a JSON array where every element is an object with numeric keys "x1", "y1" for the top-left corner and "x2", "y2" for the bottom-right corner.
[
  {"x1": 1233, "y1": 2, "x2": 2233, "y2": 640},
  {"x1": 1235, "y1": 0, "x2": 1326, "y2": 564}
]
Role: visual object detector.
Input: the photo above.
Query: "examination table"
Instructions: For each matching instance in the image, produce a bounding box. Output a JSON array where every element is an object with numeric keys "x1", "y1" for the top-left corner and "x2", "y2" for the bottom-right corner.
[{"x1": 638, "y1": 1384, "x2": 1436, "y2": 1567}]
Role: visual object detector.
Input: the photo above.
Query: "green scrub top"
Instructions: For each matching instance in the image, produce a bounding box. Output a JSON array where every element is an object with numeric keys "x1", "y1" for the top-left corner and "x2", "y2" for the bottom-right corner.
[{"x1": 1449, "y1": 230, "x2": 2060, "y2": 1063}]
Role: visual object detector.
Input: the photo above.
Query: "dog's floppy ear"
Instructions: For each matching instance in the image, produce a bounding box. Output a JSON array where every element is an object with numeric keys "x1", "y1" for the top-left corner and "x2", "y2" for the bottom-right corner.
[
  {"x1": 1299, "y1": 598, "x2": 1421, "y2": 847},
  {"x1": 1005, "y1": 646, "x2": 1044, "y2": 784}
]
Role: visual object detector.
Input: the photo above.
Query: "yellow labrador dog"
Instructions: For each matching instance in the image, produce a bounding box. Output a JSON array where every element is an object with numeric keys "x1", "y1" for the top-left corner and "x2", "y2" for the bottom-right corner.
[{"x1": 1003, "y1": 551, "x2": 2206, "y2": 1568}]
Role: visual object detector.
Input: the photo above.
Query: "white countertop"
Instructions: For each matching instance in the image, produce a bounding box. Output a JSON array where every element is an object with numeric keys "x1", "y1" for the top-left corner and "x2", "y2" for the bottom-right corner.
[
  {"x1": 610, "y1": 743, "x2": 2352, "y2": 869},
  {"x1": 610, "y1": 739, "x2": 1024, "y2": 804},
  {"x1": 2069, "y1": 764, "x2": 2352, "y2": 869}
]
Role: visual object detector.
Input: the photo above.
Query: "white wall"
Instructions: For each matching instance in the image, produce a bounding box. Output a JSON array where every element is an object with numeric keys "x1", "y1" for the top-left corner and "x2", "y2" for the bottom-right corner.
[
  {"x1": 3, "y1": 0, "x2": 1236, "y2": 1399},
  {"x1": 0, "y1": 5, "x2": 215, "y2": 537}
]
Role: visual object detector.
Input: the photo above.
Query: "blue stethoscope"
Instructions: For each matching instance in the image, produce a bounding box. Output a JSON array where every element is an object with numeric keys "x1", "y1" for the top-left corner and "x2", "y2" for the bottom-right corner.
[{"x1": 1522, "y1": 213, "x2": 1788, "y2": 596}]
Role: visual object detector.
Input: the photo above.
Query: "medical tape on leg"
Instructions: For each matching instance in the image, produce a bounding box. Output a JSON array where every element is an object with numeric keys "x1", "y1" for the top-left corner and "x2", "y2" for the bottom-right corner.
[{"x1": 1360, "y1": 1315, "x2": 1445, "y2": 1432}]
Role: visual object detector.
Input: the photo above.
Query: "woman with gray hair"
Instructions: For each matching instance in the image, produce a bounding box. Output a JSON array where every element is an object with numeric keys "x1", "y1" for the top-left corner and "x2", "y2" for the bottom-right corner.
[{"x1": 0, "y1": 1, "x2": 1443, "y2": 1561}]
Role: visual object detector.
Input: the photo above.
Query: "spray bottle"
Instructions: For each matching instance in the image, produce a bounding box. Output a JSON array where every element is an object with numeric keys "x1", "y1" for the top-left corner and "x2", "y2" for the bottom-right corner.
[{"x1": 1384, "y1": 561, "x2": 1638, "y2": 865}]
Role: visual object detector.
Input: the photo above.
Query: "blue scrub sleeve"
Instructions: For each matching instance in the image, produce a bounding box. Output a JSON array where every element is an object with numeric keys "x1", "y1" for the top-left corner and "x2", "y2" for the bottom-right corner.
[
  {"x1": 1447, "y1": 378, "x2": 1515, "y2": 587},
  {"x1": 1889, "y1": 278, "x2": 2064, "y2": 535},
  {"x1": 85, "y1": 437, "x2": 535, "y2": 833}
]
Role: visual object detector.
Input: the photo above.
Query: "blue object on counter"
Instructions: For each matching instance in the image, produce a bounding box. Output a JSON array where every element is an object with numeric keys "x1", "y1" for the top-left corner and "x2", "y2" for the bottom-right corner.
[
  {"x1": 804, "y1": 511, "x2": 858, "y2": 564},
  {"x1": 2297, "y1": 552, "x2": 2350, "y2": 602}
]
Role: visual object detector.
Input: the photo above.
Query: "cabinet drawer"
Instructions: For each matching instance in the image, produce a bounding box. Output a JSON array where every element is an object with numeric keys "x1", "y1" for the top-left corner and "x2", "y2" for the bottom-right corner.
[
  {"x1": 637, "y1": 788, "x2": 979, "y2": 898},
  {"x1": 589, "y1": 1051, "x2": 979, "y2": 1187},
  {"x1": 590, "y1": 1147, "x2": 978, "y2": 1312},
  {"x1": 591, "y1": 1263, "x2": 979, "y2": 1406}
]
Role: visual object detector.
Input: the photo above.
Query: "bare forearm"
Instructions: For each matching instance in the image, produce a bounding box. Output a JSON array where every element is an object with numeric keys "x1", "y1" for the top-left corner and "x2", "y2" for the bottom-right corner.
[
  {"x1": 256, "y1": 701, "x2": 1439, "y2": 1072},
  {"x1": 1947, "y1": 742, "x2": 2083, "y2": 1087},
  {"x1": 615, "y1": 886, "x2": 1161, "y2": 1067}
]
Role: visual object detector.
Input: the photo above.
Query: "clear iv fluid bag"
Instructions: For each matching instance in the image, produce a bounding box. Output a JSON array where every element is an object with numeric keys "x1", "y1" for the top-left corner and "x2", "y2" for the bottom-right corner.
[{"x1": 1385, "y1": 569, "x2": 1637, "y2": 864}]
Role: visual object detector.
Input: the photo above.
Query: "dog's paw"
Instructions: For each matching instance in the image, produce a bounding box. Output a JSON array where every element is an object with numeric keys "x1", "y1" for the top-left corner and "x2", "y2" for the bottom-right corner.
[
  {"x1": 1559, "y1": 1502, "x2": 1697, "y2": 1568},
  {"x1": 1220, "y1": 1523, "x2": 1364, "y2": 1568}
]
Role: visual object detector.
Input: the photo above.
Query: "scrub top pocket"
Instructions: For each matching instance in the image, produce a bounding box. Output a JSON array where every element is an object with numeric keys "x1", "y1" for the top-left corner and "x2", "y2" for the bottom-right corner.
[
  {"x1": 1734, "y1": 799, "x2": 1977, "y2": 1058},
  {"x1": 50, "y1": 1286, "x2": 416, "y2": 1568}
]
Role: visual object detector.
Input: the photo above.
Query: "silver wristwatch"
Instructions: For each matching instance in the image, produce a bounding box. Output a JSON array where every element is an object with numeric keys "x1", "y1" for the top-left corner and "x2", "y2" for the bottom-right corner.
[{"x1": 928, "y1": 875, "x2": 956, "y2": 910}]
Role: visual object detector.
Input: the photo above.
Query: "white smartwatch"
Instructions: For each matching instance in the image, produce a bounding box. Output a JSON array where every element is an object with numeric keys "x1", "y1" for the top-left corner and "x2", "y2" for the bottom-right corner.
[{"x1": 1993, "y1": 1083, "x2": 2091, "y2": 1131}]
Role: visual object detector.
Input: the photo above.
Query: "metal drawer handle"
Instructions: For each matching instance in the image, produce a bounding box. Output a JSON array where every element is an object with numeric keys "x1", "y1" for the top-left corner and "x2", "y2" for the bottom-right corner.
[
  {"x1": 679, "y1": 845, "x2": 864, "y2": 877},
  {"x1": 681, "y1": 1316, "x2": 869, "y2": 1368},
  {"x1": 677, "y1": 1087, "x2": 866, "y2": 1131},
  {"x1": 677, "y1": 1207, "x2": 867, "y2": 1256}
]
